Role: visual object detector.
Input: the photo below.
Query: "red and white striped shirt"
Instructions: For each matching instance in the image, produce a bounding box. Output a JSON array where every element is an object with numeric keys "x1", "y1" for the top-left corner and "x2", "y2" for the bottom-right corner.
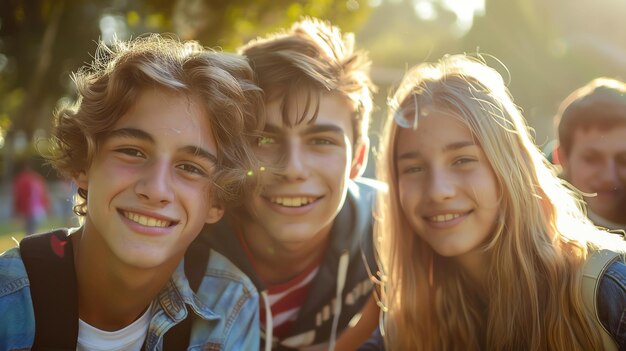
[
  {"x1": 260, "y1": 262, "x2": 319, "y2": 338},
  {"x1": 236, "y1": 229, "x2": 322, "y2": 338}
]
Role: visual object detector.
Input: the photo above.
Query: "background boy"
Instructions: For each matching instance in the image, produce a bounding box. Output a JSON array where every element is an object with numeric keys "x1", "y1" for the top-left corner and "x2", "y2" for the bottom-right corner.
[
  {"x1": 0, "y1": 35, "x2": 263, "y2": 350},
  {"x1": 555, "y1": 78, "x2": 626, "y2": 231},
  {"x1": 199, "y1": 17, "x2": 381, "y2": 350}
]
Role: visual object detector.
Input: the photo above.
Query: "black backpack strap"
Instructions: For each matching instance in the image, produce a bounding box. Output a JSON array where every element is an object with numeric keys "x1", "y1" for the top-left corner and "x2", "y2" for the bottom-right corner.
[
  {"x1": 161, "y1": 236, "x2": 211, "y2": 350},
  {"x1": 20, "y1": 230, "x2": 78, "y2": 351},
  {"x1": 20, "y1": 230, "x2": 211, "y2": 350}
]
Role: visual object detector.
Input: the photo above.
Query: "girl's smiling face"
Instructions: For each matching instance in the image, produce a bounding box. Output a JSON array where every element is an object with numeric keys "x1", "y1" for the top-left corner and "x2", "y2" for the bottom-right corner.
[{"x1": 395, "y1": 110, "x2": 500, "y2": 263}]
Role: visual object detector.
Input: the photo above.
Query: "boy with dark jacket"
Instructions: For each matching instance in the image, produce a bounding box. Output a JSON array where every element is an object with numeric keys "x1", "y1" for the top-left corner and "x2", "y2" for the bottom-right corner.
[{"x1": 197, "y1": 17, "x2": 381, "y2": 350}]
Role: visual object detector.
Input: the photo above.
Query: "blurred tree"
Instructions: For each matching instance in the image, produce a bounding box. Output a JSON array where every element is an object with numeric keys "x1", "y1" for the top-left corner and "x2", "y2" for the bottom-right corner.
[
  {"x1": 1, "y1": 0, "x2": 102, "y2": 146},
  {"x1": 358, "y1": 0, "x2": 457, "y2": 69},
  {"x1": 0, "y1": 0, "x2": 369, "y2": 139},
  {"x1": 172, "y1": 0, "x2": 370, "y2": 49},
  {"x1": 463, "y1": 0, "x2": 626, "y2": 142},
  {"x1": 461, "y1": 0, "x2": 562, "y2": 141},
  {"x1": 356, "y1": 0, "x2": 626, "y2": 145},
  {"x1": 0, "y1": 0, "x2": 369, "y2": 181}
]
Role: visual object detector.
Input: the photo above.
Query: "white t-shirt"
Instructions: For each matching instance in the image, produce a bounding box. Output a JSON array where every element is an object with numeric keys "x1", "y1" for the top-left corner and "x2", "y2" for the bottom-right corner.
[{"x1": 77, "y1": 302, "x2": 154, "y2": 351}]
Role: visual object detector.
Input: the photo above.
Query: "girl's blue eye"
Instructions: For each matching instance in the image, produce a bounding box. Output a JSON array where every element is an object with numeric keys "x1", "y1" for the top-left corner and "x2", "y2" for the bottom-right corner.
[{"x1": 455, "y1": 158, "x2": 473, "y2": 164}]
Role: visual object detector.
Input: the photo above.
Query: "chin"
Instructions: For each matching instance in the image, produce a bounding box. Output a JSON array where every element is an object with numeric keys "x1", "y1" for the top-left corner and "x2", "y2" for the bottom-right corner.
[
  {"x1": 117, "y1": 248, "x2": 169, "y2": 269},
  {"x1": 275, "y1": 231, "x2": 317, "y2": 243},
  {"x1": 430, "y1": 243, "x2": 472, "y2": 258},
  {"x1": 434, "y1": 249, "x2": 463, "y2": 258}
]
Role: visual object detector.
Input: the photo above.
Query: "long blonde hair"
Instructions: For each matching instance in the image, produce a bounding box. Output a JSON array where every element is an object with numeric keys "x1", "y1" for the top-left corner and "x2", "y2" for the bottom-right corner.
[{"x1": 376, "y1": 54, "x2": 625, "y2": 350}]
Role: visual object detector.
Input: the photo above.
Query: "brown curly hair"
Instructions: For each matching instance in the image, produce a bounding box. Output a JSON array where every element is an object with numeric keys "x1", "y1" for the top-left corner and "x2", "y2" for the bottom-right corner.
[{"x1": 47, "y1": 34, "x2": 264, "y2": 216}]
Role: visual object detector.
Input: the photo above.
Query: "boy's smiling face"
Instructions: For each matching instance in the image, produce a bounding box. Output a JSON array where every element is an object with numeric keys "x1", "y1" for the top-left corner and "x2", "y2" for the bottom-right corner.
[
  {"x1": 76, "y1": 89, "x2": 224, "y2": 269},
  {"x1": 246, "y1": 91, "x2": 364, "y2": 247}
]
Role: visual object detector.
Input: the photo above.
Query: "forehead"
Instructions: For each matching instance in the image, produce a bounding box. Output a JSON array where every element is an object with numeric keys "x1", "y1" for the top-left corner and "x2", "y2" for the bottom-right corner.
[
  {"x1": 570, "y1": 125, "x2": 626, "y2": 154},
  {"x1": 113, "y1": 89, "x2": 216, "y2": 150},
  {"x1": 395, "y1": 110, "x2": 474, "y2": 155},
  {"x1": 265, "y1": 90, "x2": 356, "y2": 139}
]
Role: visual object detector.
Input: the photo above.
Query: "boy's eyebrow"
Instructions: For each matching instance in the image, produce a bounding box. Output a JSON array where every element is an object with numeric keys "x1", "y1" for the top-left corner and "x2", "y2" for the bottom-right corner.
[
  {"x1": 106, "y1": 128, "x2": 217, "y2": 164},
  {"x1": 261, "y1": 124, "x2": 282, "y2": 134},
  {"x1": 397, "y1": 141, "x2": 476, "y2": 161},
  {"x1": 397, "y1": 150, "x2": 422, "y2": 161},
  {"x1": 261, "y1": 123, "x2": 346, "y2": 136},
  {"x1": 179, "y1": 145, "x2": 218, "y2": 165},
  {"x1": 106, "y1": 128, "x2": 154, "y2": 142},
  {"x1": 302, "y1": 124, "x2": 345, "y2": 136}
]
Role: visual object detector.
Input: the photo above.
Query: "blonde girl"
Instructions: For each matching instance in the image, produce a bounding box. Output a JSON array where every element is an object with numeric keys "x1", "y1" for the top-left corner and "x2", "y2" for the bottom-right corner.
[{"x1": 373, "y1": 55, "x2": 626, "y2": 350}]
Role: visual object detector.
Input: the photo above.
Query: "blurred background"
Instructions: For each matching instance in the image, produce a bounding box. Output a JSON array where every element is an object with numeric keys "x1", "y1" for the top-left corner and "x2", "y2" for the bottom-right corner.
[{"x1": 1, "y1": 0, "x2": 625, "y2": 250}]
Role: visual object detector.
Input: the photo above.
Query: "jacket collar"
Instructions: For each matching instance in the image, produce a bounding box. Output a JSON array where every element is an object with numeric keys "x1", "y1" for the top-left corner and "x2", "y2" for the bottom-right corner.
[{"x1": 156, "y1": 260, "x2": 221, "y2": 323}]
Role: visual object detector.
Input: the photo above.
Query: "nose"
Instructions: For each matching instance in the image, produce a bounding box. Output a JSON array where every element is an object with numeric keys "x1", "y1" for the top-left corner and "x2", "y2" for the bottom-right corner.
[
  {"x1": 618, "y1": 159, "x2": 626, "y2": 185},
  {"x1": 597, "y1": 159, "x2": 620, "y2": 188},
  {"x1": 135, "y1": 160, "x2": 174, "y2": 205},
  {"x1": 277, "y1": 142, "x2": 310, "y2": 181},
  {"x1": 426, "y1": 167, "x2": 456, "y2": 202}
]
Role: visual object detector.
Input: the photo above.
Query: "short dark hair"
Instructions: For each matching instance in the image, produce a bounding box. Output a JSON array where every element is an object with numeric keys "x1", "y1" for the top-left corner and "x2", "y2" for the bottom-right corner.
[{"x1": 555, "y1": 78, "x2": 626, "y2": 155}]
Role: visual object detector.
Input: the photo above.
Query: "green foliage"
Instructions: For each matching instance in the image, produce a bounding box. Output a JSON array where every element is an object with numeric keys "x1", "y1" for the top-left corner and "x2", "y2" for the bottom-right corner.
[
  {"x1": 2, "y1": 0, "x2": 625, "y2": 162},
  {"x1": 359, "y1": 0, "x2": 458, "y2": 68},
  {"x1": 186, "y1": 0, "x2": 371, "y2": 50},
  {"x1": 0, "y1": 0, "x2": 370, "y2": 147},
  {"x1": 359, "y1": 0, "x2": 626, "y2": 144},
  {"x1": 0, "y1": 88, "x2": 24, "y2": 133}
]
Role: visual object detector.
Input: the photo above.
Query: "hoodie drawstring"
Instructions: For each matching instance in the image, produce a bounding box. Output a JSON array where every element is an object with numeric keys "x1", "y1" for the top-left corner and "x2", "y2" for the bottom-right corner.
[
  {"x1": 328, "y1": 251, "x2": 350, "y2": 351},
  {"x1": 261, "y1": 290, "x2": 273, "y2": 351}
]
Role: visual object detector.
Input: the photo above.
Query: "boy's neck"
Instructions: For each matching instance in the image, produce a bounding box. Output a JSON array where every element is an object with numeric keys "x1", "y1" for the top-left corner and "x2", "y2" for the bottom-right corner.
[
  {"x1": 71, "y1": 224, "x2": 178, "y2": 331},
  {"x1": 239, "y1": 220, "x2": 332, "y2": 285},
  {"x1": 587, "y1": 209, "x2": 626, "y2": 229}
]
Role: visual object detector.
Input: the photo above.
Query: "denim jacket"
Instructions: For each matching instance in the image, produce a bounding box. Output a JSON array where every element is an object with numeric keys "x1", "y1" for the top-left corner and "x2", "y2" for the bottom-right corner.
[
  {"x1": 598, "y1": 260, "x2": 626, "y2": 350},
  {"x1": 0, "y1": 231, "x2": 260, "y2": 351},
  {"x1": 358, "y1": 260, "x2": 626, "y2": 350}
]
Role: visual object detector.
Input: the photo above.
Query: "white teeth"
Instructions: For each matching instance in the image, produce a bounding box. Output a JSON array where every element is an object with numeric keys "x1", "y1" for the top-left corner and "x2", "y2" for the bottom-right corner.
[
  {"x1": 270, "y1": 196, "x2": 316, "y2": 207},
  {"x1": 430, "y1": 213, "x2": 461, "y2": 222},
  {"x1": 124, "y1": 211, "x2": 171, "y2": 227}
]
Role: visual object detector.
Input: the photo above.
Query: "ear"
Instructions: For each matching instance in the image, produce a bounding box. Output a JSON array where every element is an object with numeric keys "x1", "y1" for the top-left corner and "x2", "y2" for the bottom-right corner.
[
  {"x1": 350, "y1": 137, "x2": 369, "y2": 179},
  {"x1": 555, "y1": 143, "x2": 569, "y2": 178},
  {"x1": 74, "y1": 171, "x2": 89, "y2": 191},
  {"x1": 205, "y1": 203, "x2": 224, "y2": 224},
  {"x1": 551, "y1": 142, "x2": 561, "y2": 165}
]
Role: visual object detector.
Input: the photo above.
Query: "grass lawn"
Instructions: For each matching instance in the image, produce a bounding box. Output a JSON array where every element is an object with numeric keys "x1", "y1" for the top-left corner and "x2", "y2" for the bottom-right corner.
[{"x1": 0, "y1": 217, "x2": 69, "y2": 253}]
